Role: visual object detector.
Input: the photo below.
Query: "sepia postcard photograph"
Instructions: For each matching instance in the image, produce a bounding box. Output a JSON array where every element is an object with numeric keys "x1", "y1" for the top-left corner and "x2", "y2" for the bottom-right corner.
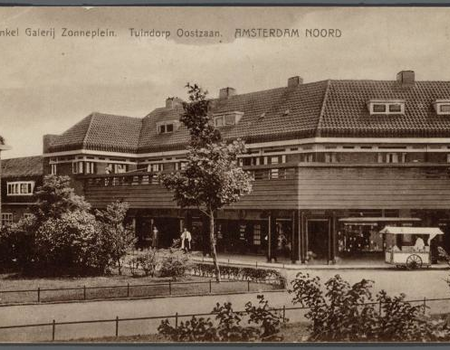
[{"x1": 1, "y1": 5, "x2": 450, "y2": 344}]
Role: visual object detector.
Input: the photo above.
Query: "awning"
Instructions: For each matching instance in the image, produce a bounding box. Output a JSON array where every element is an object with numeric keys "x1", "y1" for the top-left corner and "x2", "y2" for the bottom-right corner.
[
  {"x1": 379, "y1": 226, "x2": 444, "y2": 236},
  {"x1": 380, "y1": 226, "x2": 444, "y2": 244},
  {"x1": 339, "y1": 217, "x2": 421, "y2": 223}
]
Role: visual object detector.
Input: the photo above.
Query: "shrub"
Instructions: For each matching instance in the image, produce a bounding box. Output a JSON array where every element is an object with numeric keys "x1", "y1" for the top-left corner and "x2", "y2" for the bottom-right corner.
[
  {"x1": 96, "y1": 201, "x2": 136, "y2": 275},
  {"x1": 158, "y1": 295, "x2": 284, "y2": 342},
  {"x1": 34, "y1": 210, "x2": 103, "y2": 275},
  {"x1": 128, "y1": 256, "x2": 141, "y2": 277},
  {"x1": 137, "y1": 249, "x2": 158, "y2": 277},
  {"x1": 191, "y1": 263, "x2": 286, "y2": 288},
  {"x1": 0, "y1": 215, "x2": 36, "y2": 270},
  {"x1": 158, "y1": 249, "x2": 193, "y2": 279},
  {"x1": 289, "y1": 272, "x2": 448, "y2": 342}
]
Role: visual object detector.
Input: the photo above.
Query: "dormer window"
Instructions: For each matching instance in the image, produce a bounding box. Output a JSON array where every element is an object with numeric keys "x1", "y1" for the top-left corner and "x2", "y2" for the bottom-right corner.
[
  {"x1": 157, "y1": 121, "x2": 179, "y2": 134},
  {"x1": 367, "y1": 100, "x2": 405, "y2": 115},
  {"x1": 213, "y1": 111, "x2": 244, "y2": 127},
  {"x1": 433, "y1": 100, "x2": 450, "y2": 115}
]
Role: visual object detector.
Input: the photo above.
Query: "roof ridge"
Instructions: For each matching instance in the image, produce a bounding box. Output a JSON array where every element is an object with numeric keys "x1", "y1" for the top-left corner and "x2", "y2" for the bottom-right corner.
[
  {"x1": 82, "y1": 113, "x2": 95, "y2": 148},
  {"x1": 315, "y1": 80, "x2": 331, "y2": 137}
]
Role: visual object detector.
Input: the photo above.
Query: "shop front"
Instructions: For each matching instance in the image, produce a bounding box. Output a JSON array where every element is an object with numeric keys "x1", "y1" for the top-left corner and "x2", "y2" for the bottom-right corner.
[{"x1": 336, "y1": 217, "x2": 422, "y2": 260}]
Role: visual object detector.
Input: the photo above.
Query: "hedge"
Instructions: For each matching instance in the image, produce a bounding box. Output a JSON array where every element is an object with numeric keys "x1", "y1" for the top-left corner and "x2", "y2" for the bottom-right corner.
[{"x1": 191, "y1": 263, "x2": 286, "y2": 288}]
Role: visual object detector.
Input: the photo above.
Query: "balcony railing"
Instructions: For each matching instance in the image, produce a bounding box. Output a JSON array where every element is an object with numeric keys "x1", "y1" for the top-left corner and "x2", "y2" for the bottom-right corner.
[{"x1": 83, "y1": 165, "x2": 299, "y2": 188}]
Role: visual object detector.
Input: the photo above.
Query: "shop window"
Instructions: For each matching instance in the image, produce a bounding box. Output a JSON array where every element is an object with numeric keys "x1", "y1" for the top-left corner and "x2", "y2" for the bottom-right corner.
[{"x1": 338, "y1": 223, "x2": 384, "y2": 254}]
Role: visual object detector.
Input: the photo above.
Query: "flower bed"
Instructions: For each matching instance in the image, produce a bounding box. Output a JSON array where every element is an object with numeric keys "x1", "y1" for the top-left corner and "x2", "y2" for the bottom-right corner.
[{"x1": 190, "y1": 263, "x2": 286, "y2": 288}]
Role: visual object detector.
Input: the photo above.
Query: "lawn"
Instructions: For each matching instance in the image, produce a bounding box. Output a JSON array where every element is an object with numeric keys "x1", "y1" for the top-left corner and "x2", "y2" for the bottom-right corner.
[{"x1": 0, "y1": 270, "x2": 279, "y2": 305}]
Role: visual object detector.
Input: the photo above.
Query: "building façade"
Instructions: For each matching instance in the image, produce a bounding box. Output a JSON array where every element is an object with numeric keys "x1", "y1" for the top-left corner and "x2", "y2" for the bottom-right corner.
[{"x1": 40, "y1": 70, "x2": 450, "y2": 264}]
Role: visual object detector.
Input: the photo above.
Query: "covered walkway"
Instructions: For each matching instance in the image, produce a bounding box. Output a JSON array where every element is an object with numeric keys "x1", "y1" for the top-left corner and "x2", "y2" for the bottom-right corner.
[{"x1": 191, "y1": 252, "x2": 448, "y2": 270}]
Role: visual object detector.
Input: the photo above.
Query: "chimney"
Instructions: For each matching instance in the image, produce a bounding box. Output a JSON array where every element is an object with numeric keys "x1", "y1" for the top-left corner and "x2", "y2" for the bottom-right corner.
[
  {"x1": 165, "y1": 97, "x2": 183, "y2": 109},
  {"x1": 287, "y1": 76, "x2": 303, "y2": 88},
  {"x1": 43, "y1": 134, "x2": 58, "y2": 154},
  {"x1": 396, "y1": 70, "x2": 415, "y2": 87},
  {"x1": 219, "y1": 87, "x2": 236, "y2": 99}
]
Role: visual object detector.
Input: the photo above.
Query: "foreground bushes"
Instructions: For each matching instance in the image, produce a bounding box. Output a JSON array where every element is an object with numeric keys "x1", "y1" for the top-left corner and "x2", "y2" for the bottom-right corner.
[
  {"x1": 290, "y1": 273, "x2": 450, "y2": 342},
  {"x1": 158, "y1": 295, "x2": 286, "y2": 342},
  {"x1": 129, "y1": 249, "x2": 193, "y2": 280},
  {"x1": 0, "y1": 176, "x2": 136, "y2": 276},
  {"x1": 191, "y1": 263, "x2": 286, "y2": 288}
]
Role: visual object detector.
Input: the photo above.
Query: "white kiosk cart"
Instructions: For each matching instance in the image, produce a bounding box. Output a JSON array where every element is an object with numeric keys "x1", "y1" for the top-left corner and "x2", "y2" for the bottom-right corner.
[{"x1": 380, "y1": 226, "x2": 443, "y2": 269}]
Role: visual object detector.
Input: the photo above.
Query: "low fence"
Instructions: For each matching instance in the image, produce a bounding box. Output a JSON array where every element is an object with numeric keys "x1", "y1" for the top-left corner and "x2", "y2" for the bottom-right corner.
[
  {"x1": 0, "y1": 296, "x2": 449, "y2": 342},
  {"x1": 0, "y1": 279, "x2": 281, "y2": 305}
]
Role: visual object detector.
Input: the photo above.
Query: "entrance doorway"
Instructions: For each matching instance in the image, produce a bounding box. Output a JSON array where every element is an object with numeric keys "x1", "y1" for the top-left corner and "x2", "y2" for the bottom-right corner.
[{"x1": 307, "y1": 219, "x2": 329, "y2": 259}]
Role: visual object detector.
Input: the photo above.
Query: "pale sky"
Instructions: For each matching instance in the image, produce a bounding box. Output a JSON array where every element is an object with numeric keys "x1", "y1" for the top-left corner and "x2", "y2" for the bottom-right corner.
[{"x1": 1, "y1": 7, "x2": 450, "y2": 158}]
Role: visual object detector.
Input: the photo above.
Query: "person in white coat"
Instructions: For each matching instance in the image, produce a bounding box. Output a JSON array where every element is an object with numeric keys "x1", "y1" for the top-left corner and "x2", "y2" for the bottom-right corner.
[{"x1": 180, "y1": 228, "x2": 192, "y2": 252}]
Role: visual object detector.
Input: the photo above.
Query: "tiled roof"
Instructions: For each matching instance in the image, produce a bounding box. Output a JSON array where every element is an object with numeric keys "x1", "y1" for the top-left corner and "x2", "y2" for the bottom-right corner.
[
  {"x1": 47, "y1": 77, "x2": 450, "y2": 155},
  {"x1": 48, "y1": 112, "x2": 142, "y2": 153},
  {"x1": 138, "y1": 81, "x2": 328, "y2": 152},
  {"x1": 319, "y1": 80, "x2": 450, "y2": 137},
  {"x1": 1, "y1": 156, "x2": 43, "y2": 178}
]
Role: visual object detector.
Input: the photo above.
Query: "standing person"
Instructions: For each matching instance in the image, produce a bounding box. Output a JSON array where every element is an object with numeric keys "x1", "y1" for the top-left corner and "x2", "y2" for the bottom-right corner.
[
  {"x1": 180, "y1": 227, "x2": 192, "y2": 253},
  {"x1": 152, "y1": 226, "x2": 159, "y2": 249}
]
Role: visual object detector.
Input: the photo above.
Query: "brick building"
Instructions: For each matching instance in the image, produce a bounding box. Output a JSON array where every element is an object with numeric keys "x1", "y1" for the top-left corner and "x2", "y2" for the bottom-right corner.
[
  {"x1": 41, "y1": 70, "x2": 450, "y2": 264},
  {"x1": 0, "y1": 156, "x2": 43, "y2": 227}
]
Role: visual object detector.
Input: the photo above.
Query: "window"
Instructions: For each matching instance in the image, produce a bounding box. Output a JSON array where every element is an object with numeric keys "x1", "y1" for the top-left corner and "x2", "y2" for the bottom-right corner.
[
  {"x1": 212, "y1": 111, "x2": 244, "y2": 127},
  {"x1": 214, "y1": 116, "x2": 224, "y2": 127},
  {"x1": 389, "y1": 104, "x2": 403, "y2": 112},
  {"x1": 23, "y1": 213, "x2": 34, "y2": 220},
  {"x1": 368, "y1": 100, "x2": 405, "y2": 115},
  {"x1": 301, "y1": 154, "x2": 314, "y2": 162},
  {"x1": 1, "y1": 213, "x2": 13, "y2": 227},
  {"x1": 433, "y1": 100, "x2": 450, "y2": 115},
  {"x1": 72, "y1": 161, "x2": 83, "y2": 174},
  {"x1": 50, "y1": 164, "x2": 57, "y2": 175},
  {"x1": 325, "y1": 153, "x2": 337, "y2": 163},
  {"x1": 85, "y1": 162, "x2": 96, "y2": 174},
  {"x1": 373, "y1": 104, "x2": 386, "y2": 113},
  {"x1": 378, "y1": 153, "x2": 407, "y2": 163},
  {"x1": 175, "y1": 162, "x2": 186, "y2": 171},
  {"x1": 113, "y1": 164, "x2": 127, "y2": 174},
  {"x1": 157, "y1": 121, "x2": 179, "y2": 134},
  {"x1": 7, "y1": 181, "x2": 35, "y2": 196},
  {"x1": 148, "y1": 163, "x2": 163, "y2": 172},
  {"x1": 440, "y1": 105, "x2": 450, "y2": 113}
]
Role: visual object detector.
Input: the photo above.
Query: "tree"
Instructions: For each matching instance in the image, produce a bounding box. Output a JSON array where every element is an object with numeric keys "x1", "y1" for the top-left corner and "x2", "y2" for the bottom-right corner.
[
  {"x1": 96, "y1": 201, "x2": 136, "y2": 275},
  {"x1": 160, "y1": 84, "x2": 253, "y2": 281},
  {"x1": 32, "y1": 175, "x2": 91, "y2": 223}
]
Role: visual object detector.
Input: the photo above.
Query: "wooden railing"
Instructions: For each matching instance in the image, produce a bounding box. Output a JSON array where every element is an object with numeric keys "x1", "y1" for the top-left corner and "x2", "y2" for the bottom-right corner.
[{"x1": 83, "y1": 166, "x2": 299, "y2": 188}]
